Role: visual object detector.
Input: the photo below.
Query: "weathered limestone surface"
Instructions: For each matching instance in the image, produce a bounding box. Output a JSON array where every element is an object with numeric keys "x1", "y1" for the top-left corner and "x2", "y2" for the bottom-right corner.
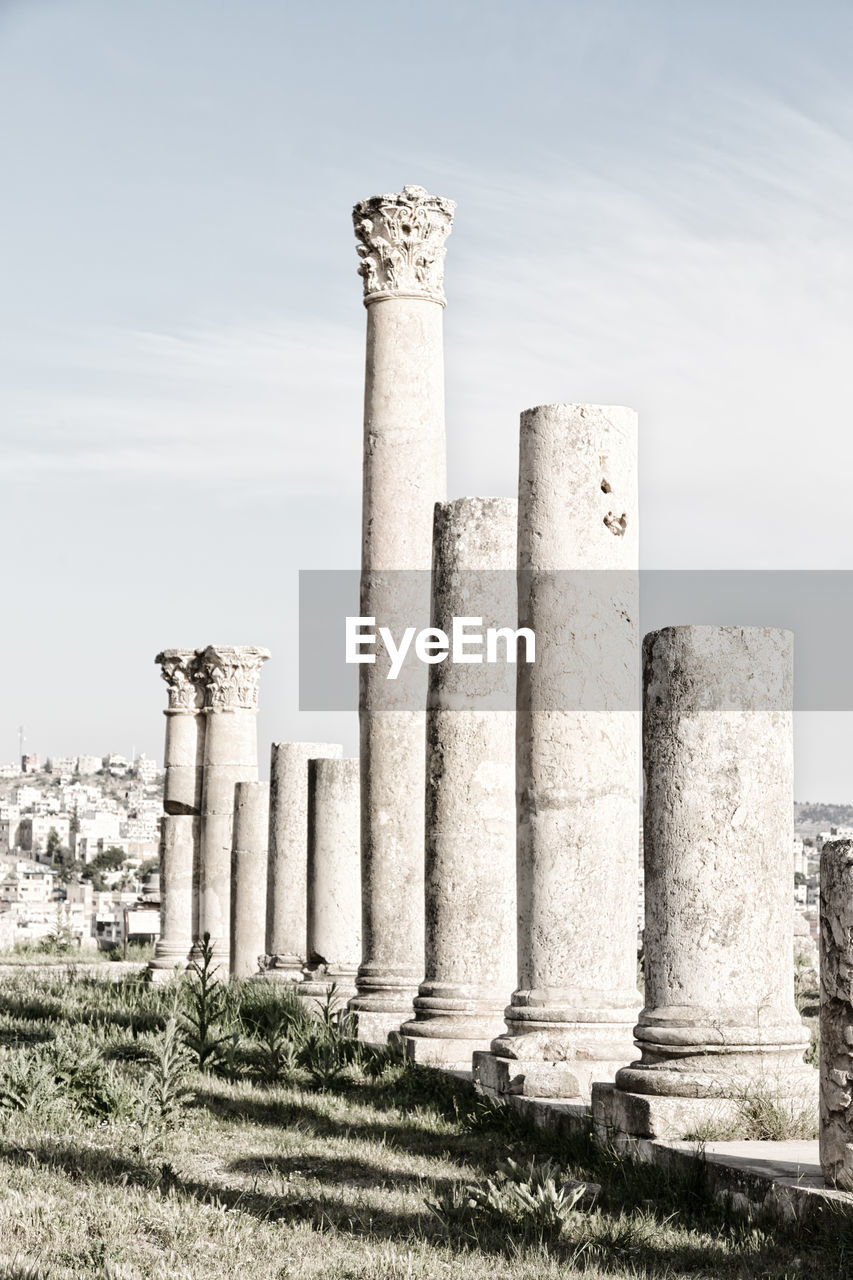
[
  {"x1": 263, "y1": 742, "x2": 342, "y2": 981},
  {"x1": 605, "y1": 626, "x2": 813, "y2": 1139},
  {"x1": 349, "y1": 185, "x2": 454, "y2": 1043},
  {"x1": 149, "y1": 649, "x2": 205, "y2": 980},
  {"x1": 820, "y1": 839, "x2": 853, "y2": 1189},
  {"x1": 301, "y1": 758, "x2": 361, "y2": 1005},
  {"x1": 400, "y1": 497, "x2": 517, "y2": 1064},
  {"x1": 479, "y1": 404, "x2": 641, "y2": 1099},
  {"x1": 197, "y1": 645, "x2": 269, "y2": 972},
  {"x1": 230, "y1": 781, "x2": 270, "y2": 981}
]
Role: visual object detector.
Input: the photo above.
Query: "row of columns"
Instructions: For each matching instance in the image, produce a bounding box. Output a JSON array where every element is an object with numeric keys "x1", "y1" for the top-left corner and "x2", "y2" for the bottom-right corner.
[
  {"x1": 150, "y1": 185, "x2": 823, "y2": 1163},
  {"x1": 342, "y1": 185, "x2": 815, "y2": 1140},
  {"x1": 150, "y1": 645, "x2": 268, "y2": 978}
]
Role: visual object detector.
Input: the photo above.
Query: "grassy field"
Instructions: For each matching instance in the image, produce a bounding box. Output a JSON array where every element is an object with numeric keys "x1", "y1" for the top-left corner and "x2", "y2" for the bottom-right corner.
[{"x1": 0, "y1": 962, "x2": 847, "y2": 1280}]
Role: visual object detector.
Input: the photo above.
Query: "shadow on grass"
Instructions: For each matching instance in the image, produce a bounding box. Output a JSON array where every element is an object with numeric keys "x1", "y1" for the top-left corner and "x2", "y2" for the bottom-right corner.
[
  {"x1": 228, "y1": 1150, "x2": 457, "y2": 1196},
  {"x1": 0, "y1": 1134, "x2": 840, "y2": 1278}
]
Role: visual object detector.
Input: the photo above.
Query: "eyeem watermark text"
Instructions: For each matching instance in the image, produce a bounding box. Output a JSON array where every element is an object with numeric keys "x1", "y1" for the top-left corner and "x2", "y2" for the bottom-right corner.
[{"x1": 346, "y1": 617, "x2": 536, "y2": 679}]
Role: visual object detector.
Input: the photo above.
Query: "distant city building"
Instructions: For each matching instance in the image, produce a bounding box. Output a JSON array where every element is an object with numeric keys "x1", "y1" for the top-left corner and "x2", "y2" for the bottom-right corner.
[
  {"x1": 103, "y1": 753, "x2": 130, "y2": 777},
  {"x1": 0, "y1": 859, "x2": 57, "y2": 906},
  {"x1": 0, "y1": 810, "x2": 21, "y2": 855},
  {"x1": 71, "y1": 811, "x2": 122, "y2": 861},
  {"x1": 76, "y1": 755, "x2": 102, "y2": 776},
  {"x1": 18, "y1": 814, "x2": 71, "y2": 857},
  {"x1": 47, "y1": 756, "x2": 77, "y2": 776},
  {"x1": 0, "y1": 763, "x2": 19, "y2": 778},
  {"x1": 11, "y1": 784, "x2": 41, "y2": 811},
  {"x1": 20, "y1": 754, "x2": 40, "y2": 774},
  {"x1": 816, "y1": 826, "x2": 853, "y2": 854},
  {"x1": 134, "y1": 754, "x2": 158, "y2": 783},
  {"x1": 793, "y1": 835, "x2": 808, "y2": 879}
]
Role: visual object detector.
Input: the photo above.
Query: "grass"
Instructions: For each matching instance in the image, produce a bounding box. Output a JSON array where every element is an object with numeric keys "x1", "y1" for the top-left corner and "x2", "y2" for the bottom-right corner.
[{"x1": 0, "y1": 969, "x2": 847, "y2": 1278}]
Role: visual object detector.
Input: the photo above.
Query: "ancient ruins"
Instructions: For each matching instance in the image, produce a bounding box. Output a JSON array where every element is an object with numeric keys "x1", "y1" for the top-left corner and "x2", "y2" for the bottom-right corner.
[{"x1": 151, "y1": 183, "x2": 853, "y2": 1178}]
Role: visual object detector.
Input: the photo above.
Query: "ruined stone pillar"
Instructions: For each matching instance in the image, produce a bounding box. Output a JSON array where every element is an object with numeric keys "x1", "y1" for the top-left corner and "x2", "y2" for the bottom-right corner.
[
  {"x1": 400, "y1": 497, "x2": 517, "y2": 1065},
  {"x1": 348, "y1": 184, "x2": 454, "y2": 1042},
  {"x1": 197, "y1": 645, "x2": 269, "y2": 972},
  {"x1": 820, "y1": 838, "x2": 853, "y2": 1188},
  {"x1": 300, "y1": 758, "x2": 361, "y2": 1006},
  {"x1": 478, "y1": 403, "x2": 641, "y2": 1099},
  {"x1": 263, "y1": 741, "x2": 342, "y2": 981},
  {"x1": 598, "y1": 626, "x2": 813, "y2": 1139},
  {"x1": 230, "y1": 780, "x2": 270, "y2": 980},
  {"x1": 148, "y1": 649, "x2": 205, "y2": 981}
]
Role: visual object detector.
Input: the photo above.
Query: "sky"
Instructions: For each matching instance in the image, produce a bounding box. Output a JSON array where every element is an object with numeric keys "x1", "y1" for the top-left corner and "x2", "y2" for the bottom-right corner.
[{"x1": 1, "y1": 0, "x2": 852, "y2": 797}]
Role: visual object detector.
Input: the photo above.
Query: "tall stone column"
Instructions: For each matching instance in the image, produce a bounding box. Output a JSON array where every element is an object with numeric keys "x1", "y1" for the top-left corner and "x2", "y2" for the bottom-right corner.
[
  {"x1": 400, "y1": 497, "x2": 517, "y2": 1065},
  {"x1": 818, "y1": 838, "x2": 853, "y2": 1187},
  {"x1": 197, "y1": 645, "x2": 269, "y2": 972},
  {"x1": 478, "y1": 403, "x2": 641, "y2": 1099},
  {"x1": 300, "y1": 758, "x2": 361, "y2": 1005},
  {"x1": 263, "y1": 741, "x2": 342, "y2": 981},
  {"x1": 598, "y1": 626, "x2": 813, "y2": 1139},
  {"x1": 230, "y1": 780, "x2": 270, "y2": 980},
  {"x1": 348, "y1": 184, "x2": 454, "y2": 1042},
  {"x1": 148, "y1": 649, "x2": 205, "y2": 982}
]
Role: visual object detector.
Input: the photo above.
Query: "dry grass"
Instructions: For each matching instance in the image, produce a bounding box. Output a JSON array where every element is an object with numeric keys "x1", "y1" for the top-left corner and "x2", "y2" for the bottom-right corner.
[{"x1": 0, "y1": 969, "x2": 848, "y2": 1279}]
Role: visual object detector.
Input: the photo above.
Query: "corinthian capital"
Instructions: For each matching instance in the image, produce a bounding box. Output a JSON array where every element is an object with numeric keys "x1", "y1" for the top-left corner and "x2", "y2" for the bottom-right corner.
[
  {"x1": 353, "y1": 184, "x2": 455, "y2": 306},
  {"x1": 155, "y1": 649, "x2": 204, "y2": 712},
  {"x1": 199, "y1": 645, "x2": 270, "y2": 712}
]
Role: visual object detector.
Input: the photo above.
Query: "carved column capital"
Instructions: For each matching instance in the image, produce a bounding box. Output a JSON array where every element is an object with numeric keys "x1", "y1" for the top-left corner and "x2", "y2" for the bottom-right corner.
[
  {"x1": 353, "y1": 184, "x2": 455, "y2": 307},
  {"x1": 199, "y1": 645, "x2": 270, "y2": 712},
  {"x1": 155, "y1": 649, "x2": 204, "y2": 712}
]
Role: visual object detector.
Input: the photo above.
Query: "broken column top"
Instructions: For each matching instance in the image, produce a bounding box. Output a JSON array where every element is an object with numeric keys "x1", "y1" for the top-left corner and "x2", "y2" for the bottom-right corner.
[{"x1": 353, "y1": 184, "x2": 455, "y2": 306}]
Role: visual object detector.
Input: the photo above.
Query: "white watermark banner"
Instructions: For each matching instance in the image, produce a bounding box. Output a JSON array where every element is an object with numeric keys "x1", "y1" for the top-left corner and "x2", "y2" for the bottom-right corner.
[{"x1": 298, "y1": 570, "x2": 853, "y2": 712}]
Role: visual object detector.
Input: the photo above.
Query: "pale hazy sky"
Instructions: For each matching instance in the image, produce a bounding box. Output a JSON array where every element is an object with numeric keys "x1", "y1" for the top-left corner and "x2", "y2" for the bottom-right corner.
[{"x1": 2, "y1": 0, "x2": 852, "y2": 797}]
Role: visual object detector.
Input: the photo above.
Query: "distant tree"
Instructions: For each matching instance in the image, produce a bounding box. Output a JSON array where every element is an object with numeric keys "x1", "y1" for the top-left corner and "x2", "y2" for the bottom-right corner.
[
  {"x1": 45, "y1": 828, "x2": 62, "y2": 861},
  {"x1": 92, "y1": 845, "x2": 126, "y2": 873},
  {"x1": 53, "y1": 845, "x2": 79, "y2": 884},
  {"x1": 139, "y1": 858, "x2": 160, "y2": 878},
  {"x1": 80, "y1": 863, "x2": 107, "y2": 892},
  {"x1": 794, "y1": 871, "x2": 807, "y2": 887}
]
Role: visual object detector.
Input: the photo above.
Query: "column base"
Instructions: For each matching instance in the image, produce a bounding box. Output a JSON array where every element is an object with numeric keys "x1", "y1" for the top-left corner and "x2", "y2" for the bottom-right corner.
[
  {"x1": 347, "y1": 969, "x2": 419, "y2": 1044},
  {"x1": 299, "y1": 969, "x2": 358, "y2": 1011},
  {"x1": 474, "y1": 1048, "x2": 630, "y2": 1100},
  {"x1": 258, "y1": 953, "x2": 304, "y2": 983},
  {"x1": 402, "y1": 1035, "x2": 488, "y2": 1068},
  {"x1": 147, "y1": 942, "x2": 192, "y2": 984},
  {"x1": 594, "y1": 1067, "x2": 818, "y2": 1141},
  {"x1": 399, "y1": 984, "x2": 508, "y2": 1066},
  {"x1": 147, "y1": 959, "x2": 190, "y2": 984}
]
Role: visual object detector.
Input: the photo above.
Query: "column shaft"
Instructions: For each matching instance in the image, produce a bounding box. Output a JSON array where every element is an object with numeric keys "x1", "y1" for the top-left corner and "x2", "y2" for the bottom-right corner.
[
  {"x1": 349, "y1": 185, "x2": 454, "y2": 1043},
  {"x1": 230, "y1": 781, "x2": 270, "y2": 981},
  {"x1": 300, "y1": 758, "x2": 361, "y2": 1006},
  {"x1": 263, "y1": 741, "x2": 342, "y2": 981},
  {"x1": 400, "y1": 497, "x2": 517, "y2": 1064},
  {"x1": 480, "y1": 403, "x2": 641, "y2": 1100},
  {"x1": 602, "y1": 626, "x2": 813, "y2": 1139},
  {"x1": 819, "y1": 838, "x2": 853, "y2": 1187},
  {"x1": 149, "y1": 649, "x2": 205, "y2": 980},
  {"x1": 198, "y1": 645, "x2": 269, "y2": 972}
]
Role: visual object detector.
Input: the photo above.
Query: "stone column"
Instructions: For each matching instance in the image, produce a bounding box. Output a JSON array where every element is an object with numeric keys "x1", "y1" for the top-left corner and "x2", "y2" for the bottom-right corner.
[
  {"x1": 197, "y1": 645, "x2": 269, "y2": 972},
  {"x1": 148, "y1": 649, "x2": 205, "y2": 982},
  {"x1": 300, "y1": 757, "x2": 361, "y2": 1006},
  {"x1": 400, "y1": 497, "x2": 517, "y2": 1065},
  {"x1": 478, "y1": 403, "x2": 641, "y2": 1099},
  {"x1": 820, "y1": 838, "x2": 853, "y2": 1188},
  {"x1": 263, "y1": 741, "x2": 342, "y2": 981},
  {"x1": 348, "y1": 184, "x2": 454, "y2": 1042},
  {"x1": 230, "y1": 781, "x2": 270, "y2": 980},
  {"x1": 598, "y1": 626, "x2": 813, "y2": 1140}
]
